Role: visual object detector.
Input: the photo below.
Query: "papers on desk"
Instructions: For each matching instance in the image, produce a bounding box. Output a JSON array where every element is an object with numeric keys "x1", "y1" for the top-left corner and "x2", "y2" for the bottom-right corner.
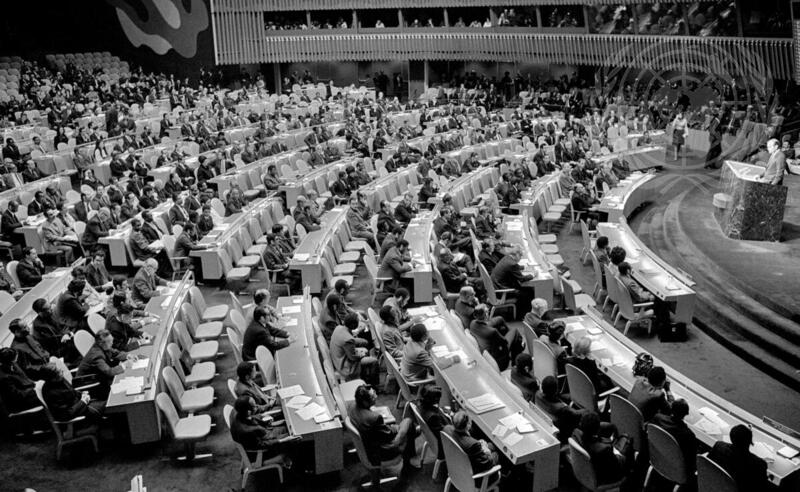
[
  {"x1": 314, "y1": 412, "x2": 334, "y2": 424},
  {"x1": 590, "y1": 340, "x2": 610, "y2": 352},
  {"x1": 43, "y1": 269, "x2": 69, "y2": 279},
  {"x1": 292, "y1": 298, "x2": 304, "y2": 304},
  {"x1": 752, "y1": 442, "x2": 776, "y2": 462},
  {"x1": 407, "y1": 306, "x2": 437, "y2": 318},
  {"x1": 586, "y1": 326, "x2": 603, "y2": 336},
  {"x1": 296, "y1": 402, "x2": 326, "y2": 421},
  {"x1": 778, "y1": 446, "x2": 800, "y2": 459},
  {"x1": 286, "y1": 395, "x2": 312, "y2": 409},
  {"x1": 431, "y1": 345, "x2": 450, "y2": 356},
  {"x1": 276, "y1": 385, "x2": 304, "y2": 399},
  {"x1": 564, "y1": 322, "x2": 582, "y2": 334},
  {"x1": 131, "y1": 358, "x2": 149, "y2": 370},
  {"x1": 111, "y1": 376, "x2": 144, "y2": 395},
  {"x1": 293, "y1": 253, "x2": 310, "y2": 262},
  {"x1": 372, "y1": 406, "x2": 397, "y2": 425},
  {"x1": 492, "y1": 424, "x2": 509, "y2": 438},
  {"x1": 695, "y1": 407, "x2": 730, "y2": 436},
  {"x1": 87, "y1": 302, "x2": 105, "y2": 316},
  {"x1": 467, "y1": 393, "x2": 505, "y2": 414},
  {"x1": 149, "y1": 239, "x2": 164, "y2": 250},
  {"x1": 502, "y1": 432, "x2": 524, "y2": 447},
  {"x1": 282, "y1": 305, "x2": 301, "y2": 314},
  {"x1": 158, "y1": 286, "x2": 176, "y2": 296},
  {"x1": 499, "y1": 412, "x2": 530, "y2": 429},
  {"x1": 285, "y1": 318, "x2": 298, "y2": 327}
]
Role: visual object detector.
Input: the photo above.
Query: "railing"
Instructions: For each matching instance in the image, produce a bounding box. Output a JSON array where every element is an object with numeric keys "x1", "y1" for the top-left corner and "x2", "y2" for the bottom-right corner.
[
  {"x1": 211, "y1": 26, "x2": 795, "y2": 81},
  {"x1": 213, "y1": 0, "x2": 698, "y2": 11}
]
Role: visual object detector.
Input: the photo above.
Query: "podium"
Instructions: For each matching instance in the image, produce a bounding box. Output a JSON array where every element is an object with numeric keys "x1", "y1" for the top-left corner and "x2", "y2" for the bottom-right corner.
[{"x1": 713, "y1": 161, "x2": 787, "y2": 241}]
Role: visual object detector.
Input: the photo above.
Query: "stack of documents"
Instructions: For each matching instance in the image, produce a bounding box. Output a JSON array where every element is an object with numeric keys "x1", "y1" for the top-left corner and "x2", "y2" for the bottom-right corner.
[{"x1": 467, "y1": 393, "x2": 505, "y2": 414}]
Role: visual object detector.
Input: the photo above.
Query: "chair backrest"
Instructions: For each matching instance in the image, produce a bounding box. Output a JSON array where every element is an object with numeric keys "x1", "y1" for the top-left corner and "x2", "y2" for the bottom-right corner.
[
  {"x1": 223, "y1": 404, "x2": 255, "y2": 466},
  {"x1": 180, "y1": 302, "x2": 201, "y2": 334},
  {"x1": 189, "y1": 286, "x2": 208, "y2": 316},
  {"x1": 74, "y1": 330, "x2": 94, "y2": 356},
  {"x1": 568, "y1": 437, "x2": 601, "y2": 490},
  {"x1": 409, "y1": 402, "x2": 442, "y2": 461},
  {"x1": 521, "y1": 321, "x2": 538, "y2": 357},
  {"x1": 166, "y1": 342, "x2": 190, "y2": 383},
  {"x1": 603, "y1": 264, "x2": 620, "y2": 305},
  {"x1": 155, "y1": 393, "x2": 180, "y2": 436},
  {"x1": 6, "y1": 261, "x2": 21, "y2": 288},
  {"x1": 532, "y1": 339, "x2": 558, "y2": 381},
  {"x1": 227, "y1": 327, "x2": 244, "y2": 365},
  {"x1": 609, "y1": 394, "x2": 644, "y2": 454},
  {"x1": 87, "y1": 313, "x2": 106, "y2": 334},
  {"x1": 463, "y1": 330, "x2": 479, "y2": 351},
  {"x1": 565, "y1": 363, "x2": 598, "y2": 412},
  {"x1": 697, "y1": 454, "x2": 737, "y2": 492},
  {"x1": 441, "y1": 431, "x2": 480, "y2": 491},
  {"x1": 173, "y1": 320, "x2": 195, "y2": 352},
  {"x1": 229, "y1": 309, "x2": 248, "y2": 338},
  {"x1": 162, "y1": 366, "x2": 185, "y2": 408},
  {"x1": 295, "y1": 223, "x2": 307, "y2": 240},
  {"x1": 589, "y1": 251, "x2": 604, "y2": 289},
  {"x1": 0, "y1": 290, "x2": 15, "y2": 314},
  {"x1": 614, "y1": 276, "x2": 636, "y2": 321},
  {"x1": 226, "y1": 378, "x2": 238, "y2": 400},
  {"x1": 482, "y1": 350, "x2": 501, "y2": 373},
  {"x1": 344, "y1": 416, "x2": 379, "y2": 469},
  {"x1": 255, "y1": 345, "x2": 276, "y2": 385},
  {"x1": 646, "y1": 423, "x2": 688, "y2": 485},
  {"x1": 580, "y1": 220, "x2": 592, "y2": 251}
]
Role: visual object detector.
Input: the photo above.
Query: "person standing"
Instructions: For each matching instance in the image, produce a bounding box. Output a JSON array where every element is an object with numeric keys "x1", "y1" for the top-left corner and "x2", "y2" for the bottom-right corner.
[{"x1": 703, "y1": 110, "x2": 723, "y2": 169}]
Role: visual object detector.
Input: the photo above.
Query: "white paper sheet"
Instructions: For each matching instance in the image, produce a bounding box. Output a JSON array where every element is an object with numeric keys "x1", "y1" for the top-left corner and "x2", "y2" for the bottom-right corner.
[
  {"x1": 286, "y1": 395, "x2": 312, "y2": 409},
  {"x1": 282, "y1": 305, "x2": 302, "y2": 314},
  {"x1": 276, "y1": 385, "x2": 304, "y2": 399},
  {"x1": 502, "y1": 432, "x2": 523, "y2": 447}
]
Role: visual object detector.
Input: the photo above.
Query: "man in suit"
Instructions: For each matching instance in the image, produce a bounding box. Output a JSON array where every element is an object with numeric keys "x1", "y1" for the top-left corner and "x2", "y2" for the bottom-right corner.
[
  {"x1": 16, "y1": 247, "x2": 45, "y2": 288},
  {"x1": 82, "y1": 208, "x2": 110, "y2": 252},
  {"x1": 2, "y1": 201, "x2": 23, "y2": 248},
  {"x1": 629, "y1": 365, "x2": 674, "y2": 422},
  {"x1": 32, "y1": 298, "x2": 71, "y2": 358},
  {"x1": 443, "y1": 411, "x2": 500, "y2": 473},
  {"x1": 120, "y1": 193, "x2": 142, "y2": 220},
  {"x1": 27, "y1": 191, "x2": 53, "y2": 216},
  {"x1": 347, "y1": 384, "x2": 419, "y2": 468},
  {"x1": 762, "y1": 138, "x2": 787, "y2": 185},
  {"x1": 105, "y1": 302, "x2": 144, "y2": 351},
  {"x1": 708, "y1": 424, "x2": 768, "y2": 491},
  {"x1": 131, "y1": 258, "x2": 168, "y2": 304},
  {"x1": 168, "y1": 194, "x2": 190, "y2": 229},
  {"x1": 42, "y1": 209, "x2": 77, "y2": 264},
  {"x1": 262, "y1": 165, "x2": 284, "y2": 191},
  {"x1": 491, "y1": 244, "x2": 534, "y2": 318},
  {"x1": 330, "y1": 313, "x2": 378, "y2": 385},
  {"x1": 21, "y1": 160, "x2": 45, "y2": 183},
  {"x1": 0, "y1": 348, "x2": 41, "y2": 413},
  {"x1": 140, "y1": 211, "x2": 163, "y2": 242},
  {"x1": 378, "y1": 239, "x2": 413, "y2": 293},
  {"x1": 242, "y1": 307, "x2": 292, "y2": 361},
  {"x1": 72, "y1": 193, "x2": 96, "y2": 223},
  {"x1": 401, "y1": 323, "x2": 436, "y2": 381},
  {"x1": 9, "y1": 319, "x2": 51, "y2": 377},
  {"x1": 76, "y1": 329, "x2": 129, "y2": 398},
  {"x1": 85, "y1": 250, "x2": 112, "y2": 292}
]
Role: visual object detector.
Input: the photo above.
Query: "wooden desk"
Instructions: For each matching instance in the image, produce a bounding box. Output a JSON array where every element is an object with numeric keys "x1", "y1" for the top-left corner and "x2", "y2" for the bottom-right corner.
[
  {"x1": 594, "y1": 146, "x2": 666, "y2": 172},
  {"x1": 191, "y1": 197, "x2": 281, "y2": 280},
  {"x1": 275, "y1": 295, "x2": 343, "y2": 474},
  {"x1": 105, "y1": 273, "x2": 193, "y2": 445},
  {"x1": 597, "y1": 221, "x2": 696, "y2": 323},
  {"x1": 403, "y1": 208, "x2": 436, "y2": 304},
  {"x1": 411, "y1": 298, "x2": 561, "y2": 492},
  {"x1": 288, "y1": 207, "x2": 348, "y2": 293},
  {"x1": 99, "y1": 200, "x2": 173, "y2": 267},
  {"x1": 564, "y1": 308, "x2": 800, "y2": 488},
  {"x1": 596, "y1": 172, "x2": 657, "y2": 223},
  {"x1": 501, "y1": 214, "x2": 555, "y2": 307}
]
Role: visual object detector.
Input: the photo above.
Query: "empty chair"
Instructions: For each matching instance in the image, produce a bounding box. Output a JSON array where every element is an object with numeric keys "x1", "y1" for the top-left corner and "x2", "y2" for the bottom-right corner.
[
  {"x1": 441, "y1": 431, "x2": 502, "y2": 492},
  {"x1": 562, "y1": 273, "x2": 596, "y2": 314},
  {"x1": 255, "y1": 345, "x2": 276, "y2": 386},
  {"x1": 174, "y1": 321, "x2": 218, "y2": 363},
  {"x1": 74, "y1": 330, "x2": 95, "y2": 357},
  {"x1": 167, "y1": 342, "x2": 215, "y2": 388},
  {"x1": 223, "y1": 404, "x2": 286, "y2": 491},
  {"x1": 696, "y1": 454, "x2": 737, "y2": 492},
  {"x1": 181, "y1": 303, "x2": 224, "y2": 341},
  {"x1": 613, "y1": 276, "x2": 654, "y2": 336},
  {"x1": 155, "y1": 393, "x2": 212, "y2": 461},
  {"x1": 162, "y1": 366, "x2": 214, "y2": 414},
  {"x1": 189, "y1": 286, "x2": 229, "y2": 322}
]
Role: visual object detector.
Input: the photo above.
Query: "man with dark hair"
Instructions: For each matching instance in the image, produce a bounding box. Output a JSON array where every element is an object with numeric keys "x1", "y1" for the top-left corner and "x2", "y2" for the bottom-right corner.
[
  {"x1": 85, "y1": 249, "x2": 112, "y2": 292},
  {"x1": 33, "y1": 298, "x2": 71, "y2": 358},
  {"x1": 9, "y1": 319, "x2": 51, "y2": 377},
  {"x1": 651, "y1": 399, "x2": 697, "y2": 481},
  {"x1": 0, "y1": 348, "x2": 41, "y2": 413},
  {"x1": 443, "y1": 411, "x2": 499, "y2": 472},
  {"x1": 230, "y1": 395, "x2": 297, "y2": 463},
  {"x1": 243, "y1": 307, "x2": 292, "y2": 360},
  {"x1": 77, "y1": 329, "x2": 131, "y2": 398},
  {"x1": 401, "y1": 323, "x2": 435, "y2": 381},
  {"x1": 105, "y1": 301, "x2": 145, "y2": 351},
  {"x1": 347, "y1": 384, "x2": 419, "y2": 468},
  {"x1": 628, "y1": 366, "x2": 674, "y2": 422},
  {"x1": 708, "y1": 424, "x2": 768, "y2": 491},
  {"x1": 469, "y1": 304, "x2": 518, "y2": 371},
  {"x1": 378, "y1": 238, "x2": 412, "y2": 293}
]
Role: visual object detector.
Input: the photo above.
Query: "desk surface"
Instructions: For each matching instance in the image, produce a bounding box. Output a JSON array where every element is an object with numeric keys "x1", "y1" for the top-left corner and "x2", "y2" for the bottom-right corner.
[
  {"x1": 275, "y1": 296, "x2": 341, "y2": 436},
  {"x1": 564, "y1": 307, "x2": 800, "y2": 486},
  {"x1": 413, "y1": 299, "x2": 560, "y2": 467},
  {"x1": 597, "y1": 221, "x2": 695, "y2": 299},
  {"x1": 724, "y1": 160, "x2": 765, "y2": 182},
  {"x1": 502, "y1": 214, "x2": 554, "y2": 282},
  {"x1": 597, "y1": 172, "x2": 655, "y2": 215}
]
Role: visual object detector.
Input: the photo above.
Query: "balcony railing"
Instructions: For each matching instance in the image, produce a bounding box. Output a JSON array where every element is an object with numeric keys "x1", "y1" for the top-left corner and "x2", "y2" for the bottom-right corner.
[
  {"x1": 212, "y1": 0, "x2": 697, "y2": 12},
  {"x1": 211, "y1": 26, "x2": 795, "y2": 81}
]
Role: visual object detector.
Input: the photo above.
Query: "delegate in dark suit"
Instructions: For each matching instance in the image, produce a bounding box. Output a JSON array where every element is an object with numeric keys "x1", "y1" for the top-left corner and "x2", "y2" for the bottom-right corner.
[
  {"x1": 242, "y1": 320, "x2": 290, "y2": 360},
  {"x1": 708, "y1": 439, "x2": 768, "y2": 491},
  {"x1": 763, "y1": 148, "x2": 787, "y2": 185}
]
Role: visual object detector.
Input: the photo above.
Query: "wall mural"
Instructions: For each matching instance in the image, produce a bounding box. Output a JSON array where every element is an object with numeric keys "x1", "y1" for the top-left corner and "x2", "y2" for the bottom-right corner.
[{"x1": 106, "y1": 0, "x2": 209, "y2": 58}]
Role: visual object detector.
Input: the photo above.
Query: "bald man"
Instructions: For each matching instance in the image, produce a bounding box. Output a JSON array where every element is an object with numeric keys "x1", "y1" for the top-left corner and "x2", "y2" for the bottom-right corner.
[{"x1": 762, "y1": 138, "x2": 787, "y2": 185}]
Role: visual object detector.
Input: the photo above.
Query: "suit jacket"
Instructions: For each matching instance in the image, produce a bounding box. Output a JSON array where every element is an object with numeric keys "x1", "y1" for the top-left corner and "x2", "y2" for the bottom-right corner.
[
  {"x1": 168, "y1": 205, "x2": 189, "y2": 227},
  {"x1": 83, "y1": 216, "x2": 109, "y2": 248},
  {"x1": 242, "y1": 320, "x2": 290, "y2": 360},
  {"x1": 491, "y1": 255, "x2": 532, "y2": 290},
  {"x1": 1, "y1": 209, "x2": 21, "y2": 242},
  {"x1": 16, "y1": 259, "x2": 45, "y2": 287},
  {"x1": 76, "y1": 343, "x2": 126, "y2": 387},
  {"x1": 469, "y1": 319, "x2": 510, "y2": 370},
  {"x1": 33, "y1": 313, "x2": 69, "y2": 356},
  {"x1": 393, "y1": 202, "x2": 416, "y2": 224},
  {"x1": 11, "y1": 334, "x2": 50, "y2": 374},
  {"x1": 131, "y1": 267, "x2": 166, "y2": 304},
  {"x1": 650, "y1": 413, "x2": 697, "y2": 473},
  {"x1": 197, "y1": 215, "x2": 215, "y2": 235},
  {"x1": 56, "y1": 291, "x2": 88, "y2": 330},
  {"x1": 234, "y1": 380, "x2": 275, "y2": 413},
  {"x1": 628, "y1": 377, "x2": 672, "y2": 422},
  {"x1": 330, "y1": 325, "x2": 368, "y2": 380},
  {"x1": 763, "y1": 150, "x2": 787, "y2": 185},
  {"x1": 106, "y1": 314, "x2": 141, "y2": 351},
  {"x1": 708, "y1": 441, "x2": 768, "y2": 491},
  {"x1": 401, "y1": 340, "x2": 433, "y2": 380},
  {"x1": 130, "y1": 230, "x2": 155, "y2": 261},
  {"x1": 443, "y1": 426, "x2": 495, "y2": 473},
  {"x1": 141, "y1": 221, "x2": 162, "y2": 242},
  {"x1": 378, "y1": 246, "x2": 411, "y2": 291},
  {"x1": 0, "y1": 362, "x2": 40, "y2": 412},
  {"x1": 347, "y1": 402, "x2": 400, "y2": 464}
]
